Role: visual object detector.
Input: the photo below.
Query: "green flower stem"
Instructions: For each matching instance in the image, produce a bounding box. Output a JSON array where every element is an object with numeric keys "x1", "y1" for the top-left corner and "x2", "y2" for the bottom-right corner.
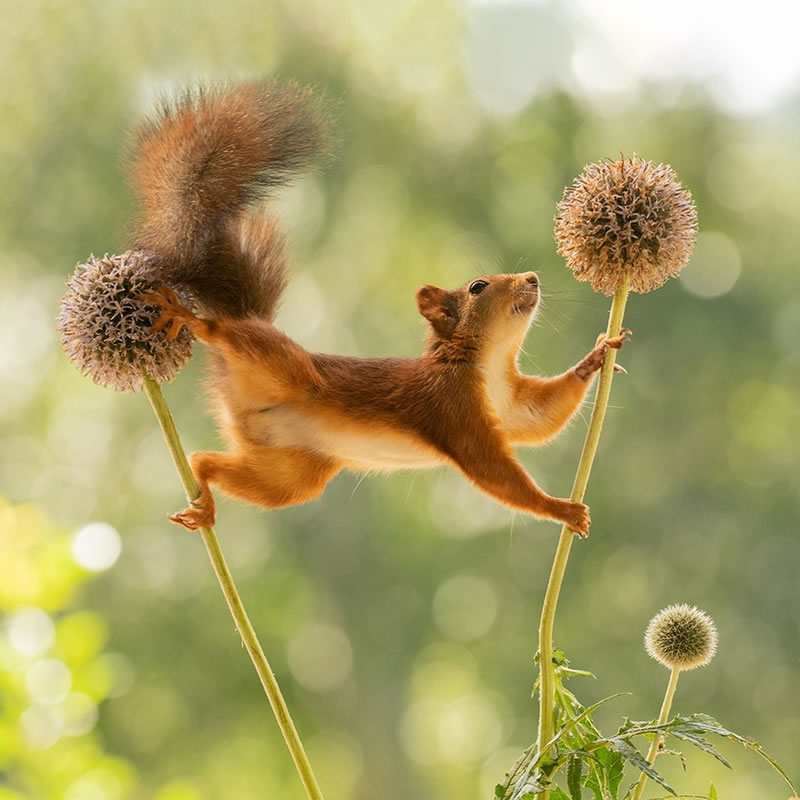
[
  {"x1": 631, "y1": 667, "x2": 681, "y2": 800},
  {"x1": 535, "y1": 279, "x2": 630, "y2": 800},
  {"x1": 141, "y1": 374, "x2": 325, "y2": 800}
]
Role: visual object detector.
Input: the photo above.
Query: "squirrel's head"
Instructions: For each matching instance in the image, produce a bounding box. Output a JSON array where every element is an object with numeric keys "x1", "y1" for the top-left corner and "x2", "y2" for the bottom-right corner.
[{"x1": 416, "y1": 271, "x2": 539, "y2": 360}]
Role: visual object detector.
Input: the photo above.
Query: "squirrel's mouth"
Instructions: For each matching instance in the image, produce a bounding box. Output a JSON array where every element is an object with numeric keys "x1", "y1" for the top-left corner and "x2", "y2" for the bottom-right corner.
[{"x1": 511, "y1": 292, "x2": 538, "y2": 315}]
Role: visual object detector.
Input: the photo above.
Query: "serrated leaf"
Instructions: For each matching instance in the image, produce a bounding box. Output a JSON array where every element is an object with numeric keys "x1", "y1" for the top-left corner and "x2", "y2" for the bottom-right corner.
[
  {"x1": 668, "y1": 730, "x2": 731, "y2": 768},
  {"x1": 605, "y1": 750, "x2": 624, "y2": 797},
  {"x1": 510, "y1": 769, "x2": 546, "y2": 800},
  {"x1": 616, "y1": 717, "x2": 637, "y2": 735},
  {"x1": 567, "y1": 755, "x2": 583, "y2": 800},
  {"x1": 583, "y1": 770, "x2": 605, "y2": 800},
  {"x1": 546, "y1": 693, "x2": 629, "y2": 753},
  {"x1": 608, "y1": 738, "x2": 675, "y2": 795},
  {"x1": 610, "y1": 713, "x2": 796, "y2": 795},
  {"x1": 678, "y1": 714, "x2": 796, "y2": 793},
  {"x1": 518, "y1": 780, "x2": 545, "y2": 800},
  {"x1": 560, "y1": 666, "x2": 597, "y2": 680},
  {"x1": 494, "y1": 745, "x2": 536, "y2": 800},
  {"x1": 551, "y1": 788, "x2": 571, "y2": 800}
]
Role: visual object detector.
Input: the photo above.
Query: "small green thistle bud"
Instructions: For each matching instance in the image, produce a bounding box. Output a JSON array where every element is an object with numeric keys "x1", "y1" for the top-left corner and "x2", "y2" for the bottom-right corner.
[
  {"x1": 57, "y1": 250, "x2": 193, "y2": 392},
  {"x1": 555, "y1": 155, "x2": 698, "y2": 295},
  {"x1": 644, "y1": 604, "x2": 718, "y2": 671}
]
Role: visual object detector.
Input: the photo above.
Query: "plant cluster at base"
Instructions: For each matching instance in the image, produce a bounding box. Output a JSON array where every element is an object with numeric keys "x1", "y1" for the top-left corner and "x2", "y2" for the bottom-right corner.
[{"x1": 492, "y1": 652, "x2": 795, "y2": 800}]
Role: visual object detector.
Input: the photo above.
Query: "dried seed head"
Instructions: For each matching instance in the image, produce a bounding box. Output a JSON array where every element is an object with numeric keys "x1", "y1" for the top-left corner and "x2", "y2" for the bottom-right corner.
[
  {"x1": 555, "y1": 156, "x2": 698, "y2": 295},
  {"x1": 645, "y1": 604, "x2": 718, "y2": 671},
  {"x1": 57, "y1": 251, "x2": 193, "y2": 392}
]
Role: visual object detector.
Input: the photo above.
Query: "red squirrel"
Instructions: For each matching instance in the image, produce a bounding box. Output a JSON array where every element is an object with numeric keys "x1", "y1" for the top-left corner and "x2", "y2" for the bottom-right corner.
[{"x1": 131, "y1": 81, "x2": 628, "y2": 537}]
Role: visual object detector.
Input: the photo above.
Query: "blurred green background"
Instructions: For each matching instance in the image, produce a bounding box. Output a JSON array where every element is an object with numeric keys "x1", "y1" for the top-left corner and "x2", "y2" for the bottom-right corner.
[{"x1": 1, "y1": 1, "x2": 798, "y2": 798}]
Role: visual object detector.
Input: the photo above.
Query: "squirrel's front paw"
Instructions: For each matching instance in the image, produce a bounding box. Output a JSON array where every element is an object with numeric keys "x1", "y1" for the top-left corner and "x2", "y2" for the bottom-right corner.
[
  {"x1": 551, "y1": 500, "x2": 591, "y2": 538},
  {"x1": 576, "y1": 328, "x2": 632, "y2": 380},
  {"x1": 137, "y1": 285, "x2": 198, "y2": 340},
  {"x1": 168, "y1": 486, "x2": 216, "y2": 531}
]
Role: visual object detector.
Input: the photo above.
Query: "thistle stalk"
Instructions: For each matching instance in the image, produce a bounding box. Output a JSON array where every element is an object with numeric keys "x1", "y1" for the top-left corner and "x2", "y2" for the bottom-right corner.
[
  {"x1": 535, "y1": 279, "x2": 630, "y2": 799},
  {"x1": 631, "y1": 666, "x2": 680, "y2": 800},
  {"x1": 141, "y1": 374, "x2": 326, "y2": 800}
]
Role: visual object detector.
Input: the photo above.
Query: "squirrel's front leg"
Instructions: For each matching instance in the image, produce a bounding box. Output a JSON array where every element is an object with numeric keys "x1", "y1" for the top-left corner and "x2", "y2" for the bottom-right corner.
[
  {"x1": 574, "y1": 329, "x2": 631, "y2": 381},
  {"x1": 438, "y1": 417, "x2": 591, "y2": 536},
  {"x1": 463, "y1": 449, "x2": 590, "y2": 536},
  {"x1": 505, "y1": 329, "x2": 630, "y2": 446}
]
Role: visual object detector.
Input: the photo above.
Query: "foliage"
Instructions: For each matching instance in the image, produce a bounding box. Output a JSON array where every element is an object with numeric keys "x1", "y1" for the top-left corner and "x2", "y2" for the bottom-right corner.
[{"x1": 493, "y1": 655, "x2": 795, "y2": 799}]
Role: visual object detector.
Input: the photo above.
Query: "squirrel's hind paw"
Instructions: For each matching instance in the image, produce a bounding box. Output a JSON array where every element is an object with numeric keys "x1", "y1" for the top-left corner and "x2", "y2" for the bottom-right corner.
[
  {"x1": 168, "y1": 486, "x2": 216, "y2": 531},
  {"x1": 137, "y1": 286, "x2": 199, "y2": 340}
]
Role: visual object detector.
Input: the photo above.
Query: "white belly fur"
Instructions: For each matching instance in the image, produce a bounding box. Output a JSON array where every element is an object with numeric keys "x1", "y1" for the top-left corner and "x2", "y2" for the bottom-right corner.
[{"x1": 244, "y1": 406, "x2": 441, "y2": 472}]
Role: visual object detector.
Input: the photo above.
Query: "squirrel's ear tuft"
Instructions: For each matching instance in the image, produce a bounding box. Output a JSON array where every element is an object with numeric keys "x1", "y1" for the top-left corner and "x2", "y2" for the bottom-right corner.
[{"x1": 416, "y1": 285, "x2": 457, "y2": 337}]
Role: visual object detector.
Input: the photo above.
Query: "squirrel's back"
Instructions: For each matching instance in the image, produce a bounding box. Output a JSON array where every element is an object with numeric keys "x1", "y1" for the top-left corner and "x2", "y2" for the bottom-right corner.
[{"x1": 127, "y1": 81, "x2": 333, "y2": 319}]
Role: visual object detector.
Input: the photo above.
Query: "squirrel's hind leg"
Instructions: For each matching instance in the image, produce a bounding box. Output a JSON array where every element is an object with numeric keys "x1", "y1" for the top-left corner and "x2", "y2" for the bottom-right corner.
[{"x1": 168, "y1": 447, "x2": 340, "y2": 530}]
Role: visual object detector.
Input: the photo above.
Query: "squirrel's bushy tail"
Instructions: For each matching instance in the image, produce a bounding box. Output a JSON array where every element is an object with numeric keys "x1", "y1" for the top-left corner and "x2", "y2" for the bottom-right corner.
[{"x1": 127, "y1": 81, "x2": 332, "y2": 319}]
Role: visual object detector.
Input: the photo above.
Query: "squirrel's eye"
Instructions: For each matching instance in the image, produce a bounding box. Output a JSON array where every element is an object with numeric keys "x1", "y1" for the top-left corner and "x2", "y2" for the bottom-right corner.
[{"x1": 469, "y1": 280, "x2": 489, "y2": 295}]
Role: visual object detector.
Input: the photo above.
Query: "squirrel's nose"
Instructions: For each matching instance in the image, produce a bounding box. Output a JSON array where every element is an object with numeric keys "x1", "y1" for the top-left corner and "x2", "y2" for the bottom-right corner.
[{"x1": 523, "y1": 272, "x2": 539, "y2": 287}]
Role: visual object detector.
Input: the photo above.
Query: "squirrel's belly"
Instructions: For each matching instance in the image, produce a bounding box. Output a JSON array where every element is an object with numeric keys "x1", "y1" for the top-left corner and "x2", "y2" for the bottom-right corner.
[{"x1": 245, "y1": 406, "x2": 441, "y2": 472}]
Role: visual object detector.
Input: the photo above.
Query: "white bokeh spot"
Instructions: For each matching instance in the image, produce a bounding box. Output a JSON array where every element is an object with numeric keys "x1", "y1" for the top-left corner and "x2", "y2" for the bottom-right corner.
[
  {"x1": 72, "y1": 522, "x2": 122, "y2": 571},
  {"x1": 5, "y1": 607, "x2": 55, "y2": 657}
]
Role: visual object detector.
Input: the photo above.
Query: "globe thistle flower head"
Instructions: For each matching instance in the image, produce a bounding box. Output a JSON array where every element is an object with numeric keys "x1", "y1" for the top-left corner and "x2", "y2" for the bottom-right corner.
[
  {"x1": 645, "y1": 604, "x2": 718, "y2": 671},
  {"x1": 58, "y1": 250, "x2": 193, "y2": 392},
  {"x1": 555, "y1": 155, "x2": 698, "y2": 295}
]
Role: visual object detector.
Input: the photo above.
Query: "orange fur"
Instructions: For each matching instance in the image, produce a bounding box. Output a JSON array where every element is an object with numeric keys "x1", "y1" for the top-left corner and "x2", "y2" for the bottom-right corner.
[
  {"x1": 141, "y1": 275, "x2": 628, "y2": 537},
  {"x1": 130, "y1": 82, "x2": 628, "y2": 537}
]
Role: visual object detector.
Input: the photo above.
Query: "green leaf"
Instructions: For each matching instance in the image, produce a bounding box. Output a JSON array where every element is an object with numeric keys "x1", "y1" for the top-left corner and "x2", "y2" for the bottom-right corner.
[
  {"x1": 517, "y1": 780, "x2": 546, "y2": 800},
  {"x1": 605, "y1": 750, "x2": 624, "y2": 797},
  {"x1": 675, "y1": 714, "x2": 796, "y2": 794},
  {"x1": 668, "y1": 730, "x2": 731, "y2": 768},
  {"x1": 616, "y1": 717, "x2": 637, "y2": 735},
  {"x1": 494, "y1": 745, "x2": 537, "y2": 800},
  {"x1": 583, "y1": 769, "x2": 605, "y2": 800},
  {"x1": 608, "y1": 738, "x2": 675, "y2": 795},
  {"x1": 567, "y1": 755, "x2": 583, "y2": 800},
  {"x1": 708, "y1": 783, "x2": 718, "y2": 800},
  {"x1": 546, "y1": 693, "x2": 629, "y2": 753},
  {"x1": 551, "y1": 789, "x2": 571, "y2": 800},
  {"x1": 560, "y1": 666, "x2": 597, "y2": 680}
]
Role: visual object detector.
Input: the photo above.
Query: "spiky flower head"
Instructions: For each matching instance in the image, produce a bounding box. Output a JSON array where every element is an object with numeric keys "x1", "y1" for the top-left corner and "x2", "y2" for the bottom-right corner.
[
  {"x1": 58, "y1": 251, "x2": 193, "y2": 392},
  {"x1": 555, "y1": 155, "x2": 698, "y2": 295},
  {"x1": 645, "y1": 604, "x2": 718, "y2": 671}
]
